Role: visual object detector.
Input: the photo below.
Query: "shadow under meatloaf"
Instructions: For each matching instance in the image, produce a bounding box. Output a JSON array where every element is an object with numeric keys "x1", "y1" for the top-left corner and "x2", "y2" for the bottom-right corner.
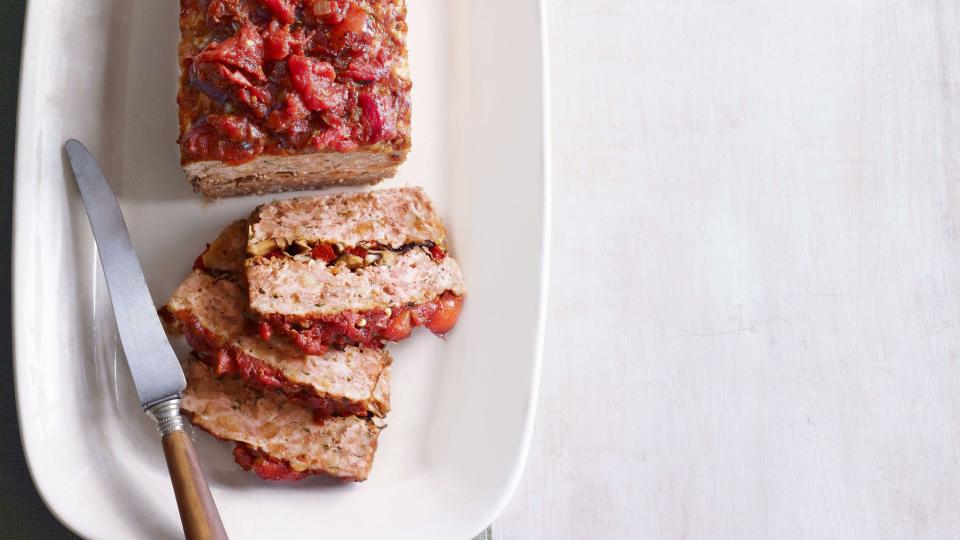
[
  {"x1": 164, "y1": 220, "x2": 391, "y2": 419},
  {"x1": 245, "y1": 187, "x2": 467, "y2": 355},
  {"x1": 181, "y1": 361, "x2": 381, "y2": 482}
]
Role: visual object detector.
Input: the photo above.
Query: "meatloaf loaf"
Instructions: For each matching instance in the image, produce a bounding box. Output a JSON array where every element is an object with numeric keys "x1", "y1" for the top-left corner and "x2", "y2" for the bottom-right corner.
[
  {"x1": 245, "y1": 187, "x2": 466, "y2": 354},
  {"x1": 178, "y1": 0, "x2": 411, "y2": 197},
  {"x1": 182, "y1": 361, "x2": 381, "y2": 481}
]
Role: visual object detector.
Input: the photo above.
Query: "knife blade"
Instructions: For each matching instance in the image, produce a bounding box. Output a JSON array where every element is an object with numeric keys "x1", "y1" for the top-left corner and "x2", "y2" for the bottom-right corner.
[
  {"x1": 65, "y1": 139, "x2": 228, "y2": 540},
  {"x1": 65, "y1": 139, "x2": 185, "y2": 408}
]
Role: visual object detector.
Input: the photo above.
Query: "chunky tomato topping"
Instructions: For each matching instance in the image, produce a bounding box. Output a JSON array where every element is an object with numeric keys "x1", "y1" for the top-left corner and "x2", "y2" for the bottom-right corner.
[
  {"x1": 329, "y1": 4, "x2": 368, "y2": 46},
  {"x1": 381, "y1": 309, "x2": 412, "y2": 341},
  {"x1": 266, "y1": 93, "x2": 310, "y2": 134},
  {"x1": 258, "y1": 320, "x2": 273, "y2": 341},
  {"x1": 233, "y1": 445, "x2": 309, "y2": 481},
  {"x1": 179, "y1": 0, "x2": 410, "y2": 164},
  {"x1": 262, "y1": 291, "x2": 464, "y2": 353},
  {"x1": 234, "y1": 85, "x2": 272, "y2": 118},
  {"x1": 196, "y1": 22, "x2": 265, "y2": 81},
  {"x1": 180, "y1": 117, "x2": 265, "y2": 165},
  {"x1": 207, "y1": 114, "x2": 265, "y2": 143},
  {"x1": 179, "y1": 316, "x2": 288, "y2": 392},
  {"x1": 237, "y1": 352, "x2": 286, "y2": 387},
  {"x1": 425, "y1": 293, "x2": 463, "y2": 334},
  {"x1": 310, "y1": 124, "x2": 357, "y2": 151},
  {"x1": 232, "y1": 444, "x2": 255, "y2": 469},
  {"x1": 287, "y1": 54, "x2": 344, "y2": 111},
  {"x1": 342, "y1": 58, "x2": 387, "y2": 83},
  {"x1": 263, "y1": 21, "x2": 293, "y2": 60},
  {"x1": 357, "y1": 92, "x2": 383, "y2": 143},
  {"x1": 216, "y1": 64, "x2": 254, "y2": 88},
  {"x1": 259, "y1": 0, "x2": 298, "y2": 25},
  {"x1": 212, "y1": 348, "x2": 234, "y2": 375},
  {"x1": 181, "y1": 114, "x2": 267, "y2": 164},
  {"x1": 207, "y1": 0, "x2": 245, "y2": 24},
  {"x1": 304, "y1": 0, "x2": 349, "y2": 25}
]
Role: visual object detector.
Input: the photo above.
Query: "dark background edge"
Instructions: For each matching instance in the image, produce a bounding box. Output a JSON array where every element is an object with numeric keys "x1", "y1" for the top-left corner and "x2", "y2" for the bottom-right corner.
[{"x1": 0, "y1": 1, "x2": 79, "y2": 538}]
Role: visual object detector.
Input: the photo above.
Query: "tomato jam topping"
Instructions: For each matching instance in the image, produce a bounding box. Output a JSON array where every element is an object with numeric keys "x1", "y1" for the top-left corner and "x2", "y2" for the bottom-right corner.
[
  {"x1": 164, "y1": 308, "x2": 370, "y2": 419},
  {"x1": 232, "y1": 444, "x2": 309, "y2": 481},
  {"x1": 262, "y1": 291, "x2": 464, "y2": 355},
  {"x1": 179, "y1": 0, "x2": 410, "y2": 164}
]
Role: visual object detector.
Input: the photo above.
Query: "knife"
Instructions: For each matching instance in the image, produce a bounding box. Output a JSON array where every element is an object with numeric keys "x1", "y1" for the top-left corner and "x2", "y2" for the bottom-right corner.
[{"x1": 65, "y1": 139, "x2": 229, "y2": 540}]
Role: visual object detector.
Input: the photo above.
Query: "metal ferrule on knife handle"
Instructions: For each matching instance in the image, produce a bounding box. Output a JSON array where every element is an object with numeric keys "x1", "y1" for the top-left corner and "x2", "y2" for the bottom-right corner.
[{"x1": 147, "y1": 398, "x2": 186, "y2": 436}]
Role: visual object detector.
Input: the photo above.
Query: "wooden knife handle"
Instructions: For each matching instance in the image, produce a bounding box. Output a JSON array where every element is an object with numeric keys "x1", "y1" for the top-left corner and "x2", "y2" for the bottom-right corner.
[
  {"x1": 149, "y1": 399, "x2": 229, "y2": 540},
  {"x1": 162, "y1": 430, "x2": 229, "y2": 540}
]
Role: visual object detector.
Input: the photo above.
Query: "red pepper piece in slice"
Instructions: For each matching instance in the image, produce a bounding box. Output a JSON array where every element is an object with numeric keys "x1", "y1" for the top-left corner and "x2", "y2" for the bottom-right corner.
[
  {"x1": 429, "y1": 244, "x2": 446, "y2": 262},
  {"x1": 345, "y1": 246, "x2": 368, "y2": 259},
  {"x1": 233, "y1": 445, "x2": 308, "y2": 481},
  {"x1": 310, "y1": 243, "x2": 337, "y2": 263}
]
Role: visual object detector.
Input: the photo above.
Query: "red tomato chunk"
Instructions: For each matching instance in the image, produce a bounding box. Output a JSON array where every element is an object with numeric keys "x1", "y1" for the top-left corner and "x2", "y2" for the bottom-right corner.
[{"x1": 288, "y1": 54, "x2": 344, "y2": 111}]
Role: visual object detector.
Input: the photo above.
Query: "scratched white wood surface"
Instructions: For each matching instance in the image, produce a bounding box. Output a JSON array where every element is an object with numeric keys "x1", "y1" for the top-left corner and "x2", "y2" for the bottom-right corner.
[{"x1": 495, "y1": 1, "x2": 960, "y2": 538}]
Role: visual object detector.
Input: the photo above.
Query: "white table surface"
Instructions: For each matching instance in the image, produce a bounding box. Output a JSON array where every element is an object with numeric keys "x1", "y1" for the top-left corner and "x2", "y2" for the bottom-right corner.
[{"x1": 494, "y1": 1, "x2": 960, "y2": 538}]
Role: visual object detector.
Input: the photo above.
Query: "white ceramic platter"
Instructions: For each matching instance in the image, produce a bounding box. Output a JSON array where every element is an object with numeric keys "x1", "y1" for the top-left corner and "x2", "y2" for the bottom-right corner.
[{"x1": 13, "y1": 1, "x2": 549, "y2": 538}]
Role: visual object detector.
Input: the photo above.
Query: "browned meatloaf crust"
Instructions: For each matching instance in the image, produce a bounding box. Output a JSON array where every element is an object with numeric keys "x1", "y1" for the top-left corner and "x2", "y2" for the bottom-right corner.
[
  {"x1": 178, "y1": 0, "x2": 411, "y2": 197},
  {"x1": 244, "y1": 188, "x2": 466, "y2": 354},
  {"x1": 181, "y1": 361, "x2": 381, "y2": 481}
]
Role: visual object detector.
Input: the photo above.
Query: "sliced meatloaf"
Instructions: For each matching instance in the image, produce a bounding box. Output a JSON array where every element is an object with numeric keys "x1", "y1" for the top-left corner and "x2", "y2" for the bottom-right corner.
[
  {"x1": 245, "y1": 187, "x2": 466, "y2": 354},
  {"x1": 178, "y1": 0, "x2": 411, "y2": 197},
  {"x1": 181, "y1": 361, "x2": 381, "y2": 481},
  {"x1": 193, "y1": 219, "x2": 249, "y2": 275},
  {"x1": 246, "y1": 186, "x2": 448, "y2": 252},
  {"x1": 164, "y1": 220, "x2": 391, "y2": 418}
]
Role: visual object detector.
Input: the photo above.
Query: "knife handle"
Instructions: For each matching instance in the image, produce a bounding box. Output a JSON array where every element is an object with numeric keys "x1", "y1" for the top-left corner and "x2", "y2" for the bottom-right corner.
[{"x1": 149, "y1": 399, "x2": 229, "y2": 540}]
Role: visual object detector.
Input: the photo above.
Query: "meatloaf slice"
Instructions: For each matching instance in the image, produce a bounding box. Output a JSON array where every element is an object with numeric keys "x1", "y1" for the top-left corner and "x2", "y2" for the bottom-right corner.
[
  {"x1": 193, "y1": 219, "x2": 248, "y2": 275},
  {"x1": 247, "y1": 187, "x2": 448, "y2": 252},
  {"x1": 181, "y1": 361, "x2": 381, "y2": 481},
  {"x1": 164, "y1": 220, "x2": 391, "y2": 418},
  {"x1": 245, "y1": 188, "x2": 466, "y2": 354},
  {"x1": 178, "y1": 0, "x2": 411, "y2": 198},
  {"x1": 164, "y1": 270, "x2": 391, "y2": 417}
]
